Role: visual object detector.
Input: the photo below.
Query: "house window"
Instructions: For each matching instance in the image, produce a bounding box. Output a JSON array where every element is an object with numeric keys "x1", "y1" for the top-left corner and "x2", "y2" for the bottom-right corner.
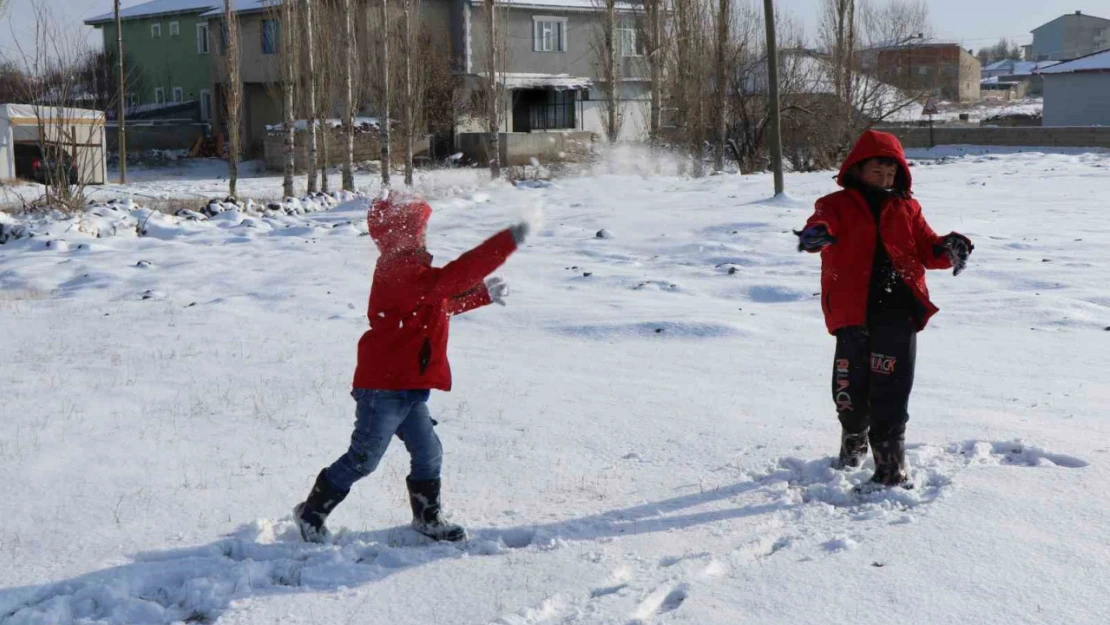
[
  {"x1": 618, "y1": 19, "x2": 641, "y2": 57},
  {"x1": 170, "y1": 21, "x2": 180, "y2": 37},
  {"x1": 151, "y1": 23, "x2": 162, "y2": 38},
  {"x1": 220, "y1": 21, "x2": 229, "y2": 54},
  {"x1": 262, "y1": 20, "x2": 280, "y2": 55},
  {"x1": 197, "y1": 22, "x2": 210, "y2": 54},
  {"x1": 155, "y1": 87, "x2": 165, "y2": 104},
  {"x1": 173, "y1": 87, "x2": 184, "y2": 103},
  {"x1": 200, "y1": 89, "x2": 212, "y2": 121},
  {"x1": 533, "y1": 17, "x2": 566, "y2": 53}
]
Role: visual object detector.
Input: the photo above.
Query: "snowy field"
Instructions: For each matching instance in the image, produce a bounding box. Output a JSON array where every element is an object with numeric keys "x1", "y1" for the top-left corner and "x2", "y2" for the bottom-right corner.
[{"x1": 1, "y1": 147, "x2": 1109, "y2": 625}]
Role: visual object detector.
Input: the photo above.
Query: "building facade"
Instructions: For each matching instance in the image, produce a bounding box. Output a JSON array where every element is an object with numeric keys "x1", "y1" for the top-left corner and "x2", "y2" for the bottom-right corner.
[
  {"x1": 86, "y1": 1, "x2": 216, "y2": 121},
  {"x1": 1030, "y1": 11, "x2": 1110, "y2": 62},
  {"x1": 1040, "y1": 50, "x2": 1110, "y2": 126},
  {"x1": 871, "y1": 43, "x2": 981, "y2": 102}
]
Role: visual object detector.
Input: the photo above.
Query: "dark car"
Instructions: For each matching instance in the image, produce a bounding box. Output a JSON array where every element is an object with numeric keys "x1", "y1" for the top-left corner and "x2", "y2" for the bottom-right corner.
[{"x1": 13, "y1": 144, "x2": 79, "y2": 186}]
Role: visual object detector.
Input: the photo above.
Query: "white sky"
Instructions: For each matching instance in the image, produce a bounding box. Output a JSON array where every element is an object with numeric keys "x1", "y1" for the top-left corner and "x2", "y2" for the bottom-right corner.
[{"x1": 2, "y1": 0, "x2": 1109, "y2": 60}]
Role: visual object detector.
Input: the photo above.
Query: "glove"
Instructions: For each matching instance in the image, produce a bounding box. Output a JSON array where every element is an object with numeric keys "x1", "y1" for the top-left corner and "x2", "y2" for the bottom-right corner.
[
  {"x1": 941, "y1": 232, "x2": 974, "y2": 276},
  {"x1": 793, "y1": 225, "x2": 837, "y2": 252},
  {"x1": 485, "y1": 276, "x2": 509, "y2": 306},
  {"x1": 509, "y1": 221, "x2": 530, "y2": 245}
]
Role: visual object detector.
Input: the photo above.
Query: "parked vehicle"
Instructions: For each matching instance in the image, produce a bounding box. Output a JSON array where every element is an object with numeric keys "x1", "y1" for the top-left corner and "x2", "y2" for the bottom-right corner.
[{"x1": 13, "y1": 143, "x2": 79, "y2": 185}]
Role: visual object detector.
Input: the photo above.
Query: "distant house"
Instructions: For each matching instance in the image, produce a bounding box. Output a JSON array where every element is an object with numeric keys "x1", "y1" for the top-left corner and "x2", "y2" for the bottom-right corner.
[
  {"x1": 205, "y1": 0, "x2": 650, "y2": 161},
  {"x1": 1030, "y1": 11, "x2": 1110, "y2": 62},
  {"x1": 85, "y1": 0, "x2": 217, "y2": 123},
  {"x1": 1039, "y1": 49, "x2": 1110, "y2": 126},
  {"x1": 862, "y1": 42, "x2": 981, "y2": 102},
  {"x1": 980, "y1": 60, "x2": 1060, "y2": 97}
]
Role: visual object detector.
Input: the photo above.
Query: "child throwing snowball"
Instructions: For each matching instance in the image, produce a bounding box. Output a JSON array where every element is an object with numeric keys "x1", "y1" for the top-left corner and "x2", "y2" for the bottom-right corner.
[
  {"x1": 795, "y1": 130, "x2": 973, "y2": 490},
  {"x1": 295, "y1": 190, "x2": 527, "y2": 542}
]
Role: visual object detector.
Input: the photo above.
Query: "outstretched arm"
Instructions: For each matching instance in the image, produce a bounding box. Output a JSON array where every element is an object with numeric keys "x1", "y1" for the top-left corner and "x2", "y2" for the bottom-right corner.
[{"x1": 427, "y1": 224, "x2": 527, "y2": 302}]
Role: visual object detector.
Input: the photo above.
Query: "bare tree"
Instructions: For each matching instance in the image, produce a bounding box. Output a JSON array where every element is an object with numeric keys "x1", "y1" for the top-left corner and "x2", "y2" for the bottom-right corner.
[
  {"x1": 269, "y1": 0, "x2": 300, "y2": 198},
  {"x1": 341, "y1": 0, "x2": 356, "y2": 191},
  {"x1": 482, "y1": 0, "x2": 504, "y2": 179},
  {"x1": 671, "y1": 0, "x2": 712, "y2": 176},
  {"x1": 379, "y1": 0, "x2": 392, "y2": 186},
  {"x1": 399, "y1": 0, "x2": 420, "y2": 186},
  {"x1": 712, "y1": 0, "x2": 731, "y2": 171},
  {"x1": 301, "y1": 0, "x2": 319, "y2": 193},
  {"x1": 114, "y1": 0, "x2": 126, "y2": 184},
  {"x1": 639, "y1": 0, "x2": 668, "y2": 145},
  {"x1": 15, "y1": 5, "x2": 107, "y2": 211},
  {"x1": 593, "y1": 0, "x2": 622, "y2": 143},
  {"x1": 224, "y1": 0, "x2": 243, "y2": 198}
]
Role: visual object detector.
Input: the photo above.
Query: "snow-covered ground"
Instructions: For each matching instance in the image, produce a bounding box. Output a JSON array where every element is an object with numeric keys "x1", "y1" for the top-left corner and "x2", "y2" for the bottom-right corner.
[
  {"x1": 1, "y1": 148, "x2": 1108, "y2": 625},
  {"x1": 927, "y1": 98, "x2": 1043, "y2": 123}
]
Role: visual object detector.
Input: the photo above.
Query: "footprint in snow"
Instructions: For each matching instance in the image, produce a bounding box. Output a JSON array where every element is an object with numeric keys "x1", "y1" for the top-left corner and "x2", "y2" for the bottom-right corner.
[{"x1": 629, "y1": 584, "x2": 689, "y2": 623}]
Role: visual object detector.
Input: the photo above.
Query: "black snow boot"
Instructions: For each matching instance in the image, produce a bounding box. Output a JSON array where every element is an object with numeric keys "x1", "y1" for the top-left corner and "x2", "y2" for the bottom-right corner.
[
  {"x1": 407, "y1": 477, "x2": 467, "y2": 542},
  {"x1": 294, "y1": 469, "x2": 349, "y2": 543},
  {"x1": 836, "y1": 427, "x2": 870, "y2": 469},
  {"x1": 860, "y1": 440, "x2": 913, "y2": 492}
]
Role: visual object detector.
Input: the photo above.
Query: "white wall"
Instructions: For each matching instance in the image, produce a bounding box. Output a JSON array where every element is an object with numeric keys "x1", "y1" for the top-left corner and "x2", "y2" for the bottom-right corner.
[
  {"x1": 581, "y1": 82, "x2": 650, "y2": 143},
  {"x1": 1044, "y1": 73, "x2": 1110, "y2": 126}
]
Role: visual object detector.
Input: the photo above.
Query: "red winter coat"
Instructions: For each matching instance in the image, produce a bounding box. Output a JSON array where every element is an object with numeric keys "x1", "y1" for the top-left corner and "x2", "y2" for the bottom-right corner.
[
  {"x1": 352, "y1": 194, "x2": 517, "y2": 391},
  {"x1": 804, "y1": 130, "x2": 954, "y2": 335}
]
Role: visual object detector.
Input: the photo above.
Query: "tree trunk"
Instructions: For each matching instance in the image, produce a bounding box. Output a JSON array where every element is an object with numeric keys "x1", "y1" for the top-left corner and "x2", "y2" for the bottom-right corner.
[
  {"x1": 319, "y1": 115, "x2": 330, "y2": 192},
  {"x1": 713, "y1": 0, "x2": 730, "y2": 172},
  {"x1": 647, "y1": 0, "x2": 663, "y2": 145},
  {"x1": 282, "y1": 1, "x2": 296, "y2": 198},
  {"x1": 342, "y1": 0, "x2": 355, "y2": 191},
  {"x1": 225, "y1": 0, "x2": 242, "y2": 198},
  {"x1": 303, "y1": 0, "x2": 318, "y2": 193},
  {"x1": 485, "y1": 0, "x2": 500, "y2": 179},
  {"x1": 604, "y1": 0, "x2": 619, "y2": 144},
  {"x1": 114, "y1": 0, "x2": 127, "y2": 184},
  {"x1": 402, "y1": 2, "x2": 414, "y2": 186},
  {"x1": 380, "y1": 0, "x2": 392, "y2": 187}
]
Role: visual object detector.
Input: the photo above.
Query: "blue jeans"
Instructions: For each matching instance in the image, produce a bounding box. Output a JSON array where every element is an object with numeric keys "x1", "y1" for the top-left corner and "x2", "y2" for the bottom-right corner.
[{"x1": 324, "y1": 389, "x2": 443, "y2": 492}]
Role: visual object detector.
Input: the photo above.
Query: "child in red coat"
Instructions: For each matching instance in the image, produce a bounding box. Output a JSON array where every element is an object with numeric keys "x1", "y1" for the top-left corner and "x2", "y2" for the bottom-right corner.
[
  {"x1": 295, "y1": 191, "x2": 526, "y2": 541},
  {"x1": 796, "y1": 130, "x2": 973, "y2": 490}
]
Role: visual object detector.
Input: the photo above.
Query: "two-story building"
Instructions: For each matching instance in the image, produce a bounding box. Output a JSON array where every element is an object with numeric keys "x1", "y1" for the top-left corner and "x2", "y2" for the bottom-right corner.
[
  {"x1": 89, "y1": 0, "x2": 650, "y2": 159},
  {"x1": 85, "y1": 0, "x2": 218, "y2": 121},
  {"x1": 1030, "y1": 11, "x2": 1110, "y2": 62},
  {"x1": 864, "y1": 42, "x2": 981, "y2": 102}
]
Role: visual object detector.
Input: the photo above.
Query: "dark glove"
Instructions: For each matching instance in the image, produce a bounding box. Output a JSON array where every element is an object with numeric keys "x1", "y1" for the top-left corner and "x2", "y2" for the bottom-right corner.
[
  {"x1": 793, "y1": 225, "x2": 837, "y2": 253},
  {"x1": 509, "y1": 222, "x2": 530, "y2": 245},
  {"x1": 940, "y1": 232, "x2": 974, "y2": 276}
]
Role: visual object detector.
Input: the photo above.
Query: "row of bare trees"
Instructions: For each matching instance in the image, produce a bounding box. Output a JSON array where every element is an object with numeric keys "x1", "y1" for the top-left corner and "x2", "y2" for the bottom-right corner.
[
  {"x1": 620, "y1": 0, "x2": 931, "y2": 175},
  {"x1": 219, "y1": 0, "x2": 457, "y2": 198}
]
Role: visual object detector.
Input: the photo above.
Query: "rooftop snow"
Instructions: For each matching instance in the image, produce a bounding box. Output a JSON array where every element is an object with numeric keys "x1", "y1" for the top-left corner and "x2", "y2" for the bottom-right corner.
[
  {"x1": 501, "y1": 73, "x2": 593, "y2": 89},
  {"x1": 86, "y1": 0, "x2": 219, "y2": 24},
  {"x1": 199, "y1": 0, "x2": 283, "y2": 18},
  {"x1": 470, "y1": 0, "x2": 636, "y2": 11},
  {"x1": 1038, "y1": 49, "x2": 1110, "y2": 74}
]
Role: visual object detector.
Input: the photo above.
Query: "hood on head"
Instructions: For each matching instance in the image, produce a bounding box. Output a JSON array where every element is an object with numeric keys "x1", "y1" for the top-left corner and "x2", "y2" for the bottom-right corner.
[
  {"x1": 367, "y1": 189, "x2": 432, "y2": 254},
  {"x1": 837, "y1": 130, "x2": 912, "y2": 193}
]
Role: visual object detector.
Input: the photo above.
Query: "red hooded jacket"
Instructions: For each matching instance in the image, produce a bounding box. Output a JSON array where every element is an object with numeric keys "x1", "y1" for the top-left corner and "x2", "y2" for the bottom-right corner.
[
  {"x1": 804, "y1": 130, "x2": 955, "y2": 335},
  {"x1": 352, "y1": 192, "x2": 517, "y2": 391}
]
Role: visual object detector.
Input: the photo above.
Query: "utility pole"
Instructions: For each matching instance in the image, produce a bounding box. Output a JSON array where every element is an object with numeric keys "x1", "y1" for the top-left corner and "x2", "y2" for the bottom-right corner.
[
  {"x1": 763, "y1": 0, "x2": 784, "y2": 196},
  {"x1": 115, "y1": 0, "x2": 126, "y2": 184}
]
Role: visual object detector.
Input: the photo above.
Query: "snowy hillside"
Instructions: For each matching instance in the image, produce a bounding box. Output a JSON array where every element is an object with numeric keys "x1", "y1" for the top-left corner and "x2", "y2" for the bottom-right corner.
[{"x1": 1, "y1": 148, "x2": 1108, "y2": 625}]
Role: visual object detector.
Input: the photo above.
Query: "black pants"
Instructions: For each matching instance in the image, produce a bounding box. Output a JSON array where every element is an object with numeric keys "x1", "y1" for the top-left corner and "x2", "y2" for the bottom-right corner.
[{"x1": 832, "y1": 316, "x2": 917, "y2": 447}]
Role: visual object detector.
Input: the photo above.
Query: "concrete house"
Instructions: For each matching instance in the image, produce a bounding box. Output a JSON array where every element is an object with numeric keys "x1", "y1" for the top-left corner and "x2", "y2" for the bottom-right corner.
[
  {"x1": 866, "y1": 42, "x2": 981, "y2": 102},
  {"x1": 1039, "y1": 49, "x2": 1110, "y2": 126},
  {"x1": 204, "y1": 0, "x2": 649, "y2": 161},
  {"x1": 462, "y1": 0, "x2": 649, "y2": 142},
  {"x1": 1030, "y1": 11, "x2": 1110, "y2": 62},
  {"x1": 85, "y1": 0, "x2": 218, "y2": 122}
]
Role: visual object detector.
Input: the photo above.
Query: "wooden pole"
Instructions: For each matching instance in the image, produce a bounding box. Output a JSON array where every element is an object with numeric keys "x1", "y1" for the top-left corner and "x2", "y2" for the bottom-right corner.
[
  {"x1": 115, "y1": 0, "x2": 126, "y2": 184},
  {"x1": 762, "y1": 0, "x2": 784, "y2": 195}
]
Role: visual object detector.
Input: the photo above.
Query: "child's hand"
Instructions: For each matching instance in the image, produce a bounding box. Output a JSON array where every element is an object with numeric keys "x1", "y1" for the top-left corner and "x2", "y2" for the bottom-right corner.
[
  {"x1": 510, "y1": 222, "x2": 530, "y2": 245},
  {"x1": 794, "y1": 225, "x2": 837, "y2": 252},
  {"x1": 485, "y1": 277, "x2": 510, "y2": 306},
  {"x1": 941, "y1": 232, "x2": 974, "y2": 276}
]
